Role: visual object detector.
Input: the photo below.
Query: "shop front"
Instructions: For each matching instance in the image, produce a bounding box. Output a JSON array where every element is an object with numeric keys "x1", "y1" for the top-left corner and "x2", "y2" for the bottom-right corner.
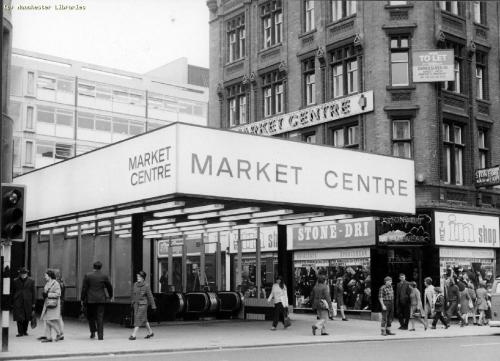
[
  {"x1": 434, "y1": 211, "x2": 499, "y2": 288},
  {"x1": 287, "y1": 217, "x2": 376, "y2": 314}
]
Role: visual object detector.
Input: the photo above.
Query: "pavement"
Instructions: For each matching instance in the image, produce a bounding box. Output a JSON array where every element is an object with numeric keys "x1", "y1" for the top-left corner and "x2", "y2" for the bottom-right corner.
[{"x1": 1, "y1": 314, "x2": 499, "y2": 360}]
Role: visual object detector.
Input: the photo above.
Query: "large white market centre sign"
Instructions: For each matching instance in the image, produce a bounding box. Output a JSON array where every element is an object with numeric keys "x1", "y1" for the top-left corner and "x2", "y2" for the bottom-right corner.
[{"x1": 16, "y1": 123, "x2": 415, "y2": 222}]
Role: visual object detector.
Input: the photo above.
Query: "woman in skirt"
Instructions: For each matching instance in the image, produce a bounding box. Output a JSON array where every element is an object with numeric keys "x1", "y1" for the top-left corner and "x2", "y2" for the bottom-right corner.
[{"x1": 129, "y1": 271, "x2": 156, "y2": 340}]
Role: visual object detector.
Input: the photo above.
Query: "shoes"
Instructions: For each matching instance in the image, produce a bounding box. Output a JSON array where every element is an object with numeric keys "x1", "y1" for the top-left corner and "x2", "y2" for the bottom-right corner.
[
  {"x1": 90, "y1": 332, "x2": 95, "y2": 339},
  {"x1": 408, "y1": 328, "x2": 415, "y2": 331},
  {"x1": 430, "y1": 326, "x2": 436, "y2": 329},
  {"x1": 342, "y1": 318, "x2": 348, "y2": 321},
  {"x1": 321, "y1": 332, "x2": 329, "y2": 336},
  {"x1": 270, "y1": 327, "x2": 277, "y2": 331},
  {"x1": 16, "y1": 334, "x2": 24, "y2": 337},
  {"x1": 386, "y1": 331, "x2": 396, "y2": 335},
  {"x1": 145, "y1": 332, "x2": 154, "y2": 339},
  {"x1": 55, "y1": 335, "x2": 64, "y2": 342},
  {"x1": 398, "y1": 326, "x2": 404, "y2": 330},
  {"x1": 41, "y1": 338, "x2": 53, "y2": 343},
  {"x1": 445, "y1": 324, "x2": 450, "y2": 329},
  {"x1": 128, "y1": 336, "x2": 136, "y2": 340},
  {"x1": 23, "y1": 332, "x2": 28, "y2": 336},
  {"x1": 37, "y1": 336, "x2": 47, "y2": 341},
  {"x1": 312, "y1": 326, "x2": 317, "y2": 335}
]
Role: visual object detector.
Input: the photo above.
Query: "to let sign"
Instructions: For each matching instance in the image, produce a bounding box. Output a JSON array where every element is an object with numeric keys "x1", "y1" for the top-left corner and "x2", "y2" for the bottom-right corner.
[
  {"x1": 413, "y1": 50, "x2": 454, "y2": 82},
  {"x1": 474, "y1": 166, "x2": 500, "y2": 187}
]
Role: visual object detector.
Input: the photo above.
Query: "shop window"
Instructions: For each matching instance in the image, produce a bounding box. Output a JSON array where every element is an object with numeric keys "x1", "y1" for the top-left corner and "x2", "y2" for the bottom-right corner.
[
  {"x1": 442, "y1": 42, "x2": 464, "y2": 94},
  {"x1": 475, "y1": 51, "x2": 488, "y2": 100},
  {"x1": 303, "y1": 58, "x2": 316, "y2": 106},
  {"x1": 392, "y1": 119, "x2": 412, "y2": 158},
  {"x1": 329, "y1": 45, "x2": 360, "y2": 99},
  {"x1": 304, "y1": 0, "x2": 315, "y2": 32},
  {"x1": 330, "y1": 124, "x2": 359, "y2": 149},
  {"x1": 227, "y1": 14, "x2": 245, "y2": 62},
  {"x1": 473, "y1": 1, "x2": 487, "y2": 25},
  {"x1": 331, "y1": 0, "x2": 356, "y2": 22},
  {"x1": 227, "y1": 84, "x2": 247, "y2": 127},
  {"x1": 443, "y1": 123, "x2": 464, "y2": 185},
  {"x1": 261, "y1": 0, "x2": 283, "y2": 49},
  {"x1": 24, "y1": 140, "x2": 34, "y2": 165},
  {"x1": 390, "y1": 35, "x2": 409, "y2": 86},
  {"x1": 262, "y1": 70, "x2": 285, "y2": 117},
  {"x1": 478, "y1": 128, "x2": 488, "y2": 169},
  {"x1": 439, "y1": 1, "x2": 463, "y2": 17}
]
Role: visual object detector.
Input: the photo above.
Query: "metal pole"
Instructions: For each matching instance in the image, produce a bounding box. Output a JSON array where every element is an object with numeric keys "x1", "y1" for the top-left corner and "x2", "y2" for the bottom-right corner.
[
  {"x1": 215, "y1": 232, "x2": 221, "y2": 292},
  {"x1": 0, "y1": 0, "x2": 9, "y2": 352},
  {"x1": 256, "y1": 227, "x2": 261, "y2": 299}
]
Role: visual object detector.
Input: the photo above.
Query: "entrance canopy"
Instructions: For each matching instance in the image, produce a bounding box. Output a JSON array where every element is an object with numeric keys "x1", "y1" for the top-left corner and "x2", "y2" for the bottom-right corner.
[{"x1": 17, "y1": 122, "x2": 415, "y2": 230}]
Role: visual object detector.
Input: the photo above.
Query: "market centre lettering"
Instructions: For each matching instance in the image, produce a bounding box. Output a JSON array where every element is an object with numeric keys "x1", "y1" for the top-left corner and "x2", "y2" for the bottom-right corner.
[
  {"x1": 129, "y1": 146, "x2": 172, "y2": 186},
  {"x1": 191, "y1": 153, "x2": 409, "y2": 197},
  {"x1": 297, "y1": 222, "x2": 370, "y2": 242}
]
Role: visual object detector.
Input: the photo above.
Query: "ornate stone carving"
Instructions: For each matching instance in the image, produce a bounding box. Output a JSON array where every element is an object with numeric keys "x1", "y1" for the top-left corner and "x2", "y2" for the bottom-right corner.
[
  {"x1": 249, "y1": 72, "x2": 257, "y2": 85},
  {"x1": 354, "y1": 33, "x2": 363, "y2": 48},
  {"x1": 278, "y1": 61, "x2": 288, "y2": 74},
  {"x1": 216, "y1": 83, "x2": 224, "y2": 98},
  {"x1": 316, "y1": 46, "x2": 326, "y2": 67}
]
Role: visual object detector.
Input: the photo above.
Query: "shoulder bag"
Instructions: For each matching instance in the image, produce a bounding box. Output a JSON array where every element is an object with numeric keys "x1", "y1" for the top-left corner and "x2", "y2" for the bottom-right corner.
[{"x1": 46, "y1": 282, "x2": 59, "y2": 309}]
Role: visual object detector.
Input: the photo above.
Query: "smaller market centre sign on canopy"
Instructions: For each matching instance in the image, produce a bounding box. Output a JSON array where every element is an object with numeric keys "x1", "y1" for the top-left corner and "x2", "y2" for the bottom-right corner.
[
  {"x1": 413, "y1": 50, "x2": 454, "y2": 82},
  {"x1": 17, "y1": 123, "x2": 415, "y2": 222}
]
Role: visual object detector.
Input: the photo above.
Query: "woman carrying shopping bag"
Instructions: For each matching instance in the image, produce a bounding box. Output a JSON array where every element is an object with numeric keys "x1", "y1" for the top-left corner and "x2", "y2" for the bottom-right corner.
[
  {"x1": 40, "y1": 270, "x2": 63, "y2": 342},
  {"x1": 267, "y1": 275, "x2": 290, "y2": 330}
]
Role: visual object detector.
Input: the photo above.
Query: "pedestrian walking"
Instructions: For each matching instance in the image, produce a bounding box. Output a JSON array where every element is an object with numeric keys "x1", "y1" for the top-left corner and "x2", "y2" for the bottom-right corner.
[
  {"x1": 396, "y1": 273, "x2": 410, "y2": 330},
  {"x1": 333, "y1": 277, "x2": 348, "y2": 321},
  {"x1": 458, "y1": 284, "x2": 471, "y2": 326},
  {"x1": 40, "y1": 270, "x2": 64, "y2": 342},
  {"x1": 378, "y1": 276, "x2": 395, "y2": 336},
  {"x1": 129, "y1": 271, "x2": 156, "y2": 340},
  {"x1": 81, "y1": 261, "x2": 113, "y2": 340},
  {"x1": 445, "y1": 278, "x2": 459, "y2": 323},
  {"x1": 55, "y1": 270, "x2": 65, "y2": 338},
  {"x1": 476, "y1": 281, "x2": 488, "y2": 326},
  {"x1": 467, "y1": 282, "x2": 478, "y2": 325},
  {"x1": 310, "y1": 274, "x2": 332, "y2": 336},
  {"x1": 423, "y1": 277, "x2": 435, "y2": 326},
  {"x1": 408, "y1": 281, "x2": 427, "y2": 331},
  {"x1": 12, "y1": 267, "x2": 36, "y2": 337},
  {"x1": 267, "y1": 275, "x2": 289, "y2": 331},
  {"x1": 430, "y1": 287, "x2": 449, "y2": 329}
]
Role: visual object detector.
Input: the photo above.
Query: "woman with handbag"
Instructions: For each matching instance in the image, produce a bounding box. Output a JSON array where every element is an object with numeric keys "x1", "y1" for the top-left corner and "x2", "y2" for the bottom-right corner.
[
  {"x1": 333, "y1": 277, "x2": 348, "y2": 321},
  {"x1": 267, "y1": 275, "x2": 289, "y2": 331},
  {"x1": 408, "y1": 282, "x2": 427, "y2": 331},
  {"x1": 128, "y1": 271, "x2": 156, "y2": 340},
  {"x1": 40, "y1": 270, "x2": 63, "y2": 342}
]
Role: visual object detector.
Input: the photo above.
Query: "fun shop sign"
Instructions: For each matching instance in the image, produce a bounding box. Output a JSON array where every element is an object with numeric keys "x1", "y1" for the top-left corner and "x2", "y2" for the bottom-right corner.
[{"x1": 435, "y1": 212, "x2": 499, "y2": 248}]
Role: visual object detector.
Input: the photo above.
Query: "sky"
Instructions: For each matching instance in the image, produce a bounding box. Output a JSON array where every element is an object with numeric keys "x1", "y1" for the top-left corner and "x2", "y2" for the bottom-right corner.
[{"x1": 9, "y1": 0, "x2": 210, "y2": 73}]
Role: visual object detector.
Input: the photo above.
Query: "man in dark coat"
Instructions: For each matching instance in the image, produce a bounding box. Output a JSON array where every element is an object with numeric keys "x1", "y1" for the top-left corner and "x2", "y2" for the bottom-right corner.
[
  {"x1": 12, "y1": 267, "x2": 35, "y2": 337},
  {"x1": 81, "y1": 261, "x2": 113, "y2": 340},
  {"x1": 396, "y1": 273, "x2": 411, "y2": 330}
]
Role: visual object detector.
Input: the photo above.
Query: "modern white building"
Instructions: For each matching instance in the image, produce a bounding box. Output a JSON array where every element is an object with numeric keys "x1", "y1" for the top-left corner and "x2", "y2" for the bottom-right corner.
[{"x1": 8, "y1": 49, "x2": 209, "y2": 177}]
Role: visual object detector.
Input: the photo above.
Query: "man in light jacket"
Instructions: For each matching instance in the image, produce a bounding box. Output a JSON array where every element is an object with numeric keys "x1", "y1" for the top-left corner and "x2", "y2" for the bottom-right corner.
[{"x1": 423, "y1": 277, "x2": 435, "y2": 326}]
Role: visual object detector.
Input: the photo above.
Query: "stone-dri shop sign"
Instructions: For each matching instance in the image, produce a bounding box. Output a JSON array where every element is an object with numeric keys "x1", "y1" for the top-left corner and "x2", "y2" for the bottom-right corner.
[
  {"x1": 413, "y1": 50, "x2": 454, "y2": 82},
  {"x1": 378, "y1": 214, "x2": 432, "y2": 244},
  {"x1": 474, "y1": 166, "x2": 500, "y2": 187},
  {"x1": 232, "y1": 91, "x2": 374, "y2": 136},
  {"x1": 287, "y1": 218, "x2": 376, "y2": 250},
  {"x1": 435, "y1": 212, "x2": 499, "y2": 248}
]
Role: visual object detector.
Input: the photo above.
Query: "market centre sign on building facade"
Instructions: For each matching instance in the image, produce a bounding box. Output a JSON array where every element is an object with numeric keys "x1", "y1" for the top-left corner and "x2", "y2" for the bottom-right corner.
[
  {"x1": 231, "y1": 91, "x2": 374, "y2": 136},
  {"x1": 16, "y1": 123, "x2": 415, "y2": 222}
]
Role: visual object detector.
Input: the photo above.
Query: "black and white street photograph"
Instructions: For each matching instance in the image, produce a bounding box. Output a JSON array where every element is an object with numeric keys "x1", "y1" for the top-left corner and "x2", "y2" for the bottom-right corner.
[{"x1": 1, "y1": 1, "x2": 500, "y2": 360}]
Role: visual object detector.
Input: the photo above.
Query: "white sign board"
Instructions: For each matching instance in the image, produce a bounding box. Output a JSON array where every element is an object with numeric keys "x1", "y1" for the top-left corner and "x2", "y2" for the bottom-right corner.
[
  {"x1": 413, "y1": 50, "x2": 454, "y2": 82},
  {"x1": 435, "y1": 212, "x2": 499, "y2": 248},
  {"x1": 17, "y1": 123, "x2": 415, "y2": 222},
  {"x1": 177, "y1": 125, "x2": 415, "y2": 214},
  {"x1": 232, "y1": 91, "x2": 374, "y2": 136}
]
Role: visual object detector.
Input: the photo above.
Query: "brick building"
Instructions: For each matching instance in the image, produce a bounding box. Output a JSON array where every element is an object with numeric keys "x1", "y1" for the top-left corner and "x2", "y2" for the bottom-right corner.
[{"x1": 207, "y1": 1, "x2": 500, "y2": 311}]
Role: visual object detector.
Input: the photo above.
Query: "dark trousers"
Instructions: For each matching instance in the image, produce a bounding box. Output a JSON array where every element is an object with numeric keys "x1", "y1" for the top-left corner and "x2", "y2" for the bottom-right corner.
[
  {"x1": 398, "y1": 303, "x2": 410, "y2": 328},
  {"x1": 272, "y1": 302, "x2": 286, "y2": 328},
  {"x1": 446, "y1": 300, "x2": 459, "y2": 320},
  {"x1": 16, "y1": 320, "x2": 29, "y2": 335},
  {"x1": 87, "y1": 303, "x2": 105, "y2": 339},
  {"x1": 381, "y1": 301, "x2": 394, "y2": 330},
  {"x1": 432, "y1": 311, "x2": 448, "y2": 327}
]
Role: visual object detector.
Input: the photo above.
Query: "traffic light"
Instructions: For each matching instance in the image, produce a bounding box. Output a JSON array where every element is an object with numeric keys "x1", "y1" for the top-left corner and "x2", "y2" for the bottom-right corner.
[{"x1": 1, "y1": 184, "x2": 26, "y2": 241}]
